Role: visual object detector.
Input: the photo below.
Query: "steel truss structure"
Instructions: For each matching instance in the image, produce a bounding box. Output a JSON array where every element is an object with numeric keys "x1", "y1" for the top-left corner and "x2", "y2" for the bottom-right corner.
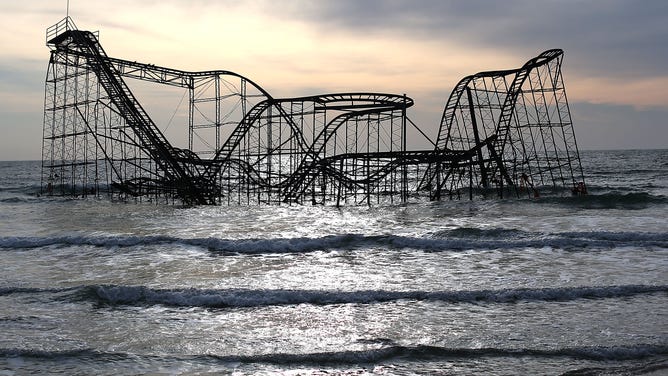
[
  {"x1": 41, "y1": 18, "x2": 585, "y2": 206},
  {"x1": 421, "y1": 49, "x2": 586, "y2": 200}
]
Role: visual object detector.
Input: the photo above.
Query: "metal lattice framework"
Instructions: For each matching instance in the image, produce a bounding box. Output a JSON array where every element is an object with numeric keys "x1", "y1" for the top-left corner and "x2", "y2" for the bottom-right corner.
[
  {"x1": 41, "y1": 18, "x2": 586, "y2": 206},
  {"x1": 420, "y1": 49, "x2": 586, "y2": 199}
]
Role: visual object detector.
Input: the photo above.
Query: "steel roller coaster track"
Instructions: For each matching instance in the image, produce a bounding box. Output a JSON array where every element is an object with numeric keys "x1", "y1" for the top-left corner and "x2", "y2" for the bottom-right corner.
[{"x1": 41, "y1": 17, "x2": 586, "y2": 206}]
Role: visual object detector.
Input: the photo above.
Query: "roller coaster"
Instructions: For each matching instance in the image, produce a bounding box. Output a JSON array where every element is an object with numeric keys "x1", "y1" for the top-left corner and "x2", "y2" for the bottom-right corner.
[{"x1": 41, "y1": 17, "x2": 586, "y2": 206}]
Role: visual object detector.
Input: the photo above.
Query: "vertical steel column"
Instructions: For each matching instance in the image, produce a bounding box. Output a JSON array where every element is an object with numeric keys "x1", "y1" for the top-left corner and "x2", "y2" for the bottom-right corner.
[
  {"x1": 188, "y1": 76, "x2": 194, "y2": 151},
  {"x1": 215, "y1": 74, "x2": 221, "y2": 152},
  {"x1": 466, "y1": 87, "x2": 488, "y2": 188},
  {"x1": 401, "y1": 94, "x2": 408, "y2": 203}
]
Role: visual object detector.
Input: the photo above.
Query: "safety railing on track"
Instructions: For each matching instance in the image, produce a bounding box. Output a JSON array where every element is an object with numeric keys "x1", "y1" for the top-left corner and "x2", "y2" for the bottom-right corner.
[
  {"x1": 46, "y1": 17, "x2": 98, "y2": 49},
  {"x1": 46, "y1": 17, "x2": 75, "y2": 45}
]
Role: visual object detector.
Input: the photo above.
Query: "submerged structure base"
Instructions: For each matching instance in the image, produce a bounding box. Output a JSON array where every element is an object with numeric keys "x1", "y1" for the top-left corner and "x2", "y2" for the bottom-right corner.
[{"x1": 41, "y1": 17, "x2": 585, "y2": 206}]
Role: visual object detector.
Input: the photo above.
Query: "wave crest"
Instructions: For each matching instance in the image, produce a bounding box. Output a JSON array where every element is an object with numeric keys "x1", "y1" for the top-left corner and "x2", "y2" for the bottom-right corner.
[
  {"x1": 540, "y1": 191, "x2": 667, "y2": 209},
  {"x1": 87, "y1": 284, "x2": 668, "y2": 308},
  {"x1": 0, "y1": 284, "x2": 657, "y2": 308},
  {"x1": 5, "y1": 284, "x2": 665, "y2": 307},
  {"x1": 2, "y1": 230, "x2": 667, "y2": 254},
  {"x1": 1, "y1": 344, "x2": 666, "y2": 364}
]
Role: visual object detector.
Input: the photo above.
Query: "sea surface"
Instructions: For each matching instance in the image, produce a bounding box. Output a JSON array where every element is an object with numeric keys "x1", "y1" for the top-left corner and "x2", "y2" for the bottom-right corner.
[{"x1": 0, "y1": 149, "x2": 666, "y2": 375}]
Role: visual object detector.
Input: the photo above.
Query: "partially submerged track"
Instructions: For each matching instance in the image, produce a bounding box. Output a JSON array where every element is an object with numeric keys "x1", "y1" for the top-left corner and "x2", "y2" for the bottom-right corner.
[{"x1": 41, "y1": 17, "x2": 585, "y2": 206}]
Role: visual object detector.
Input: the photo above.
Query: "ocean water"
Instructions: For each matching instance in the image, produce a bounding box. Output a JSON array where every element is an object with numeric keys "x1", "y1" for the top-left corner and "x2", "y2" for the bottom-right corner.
[{"x1": 0, "y1": 149, "x2": 666, "y2": 375}]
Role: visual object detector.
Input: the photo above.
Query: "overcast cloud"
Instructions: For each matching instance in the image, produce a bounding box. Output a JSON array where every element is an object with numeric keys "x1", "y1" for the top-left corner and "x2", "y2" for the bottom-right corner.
[{"x1": 270, "y1": 0, "x2": 668, "y2": 77}]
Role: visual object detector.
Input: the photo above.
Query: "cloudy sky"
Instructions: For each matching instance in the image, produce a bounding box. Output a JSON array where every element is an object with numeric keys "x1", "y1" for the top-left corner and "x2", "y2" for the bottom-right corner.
[{"x1": 0, "y1": 0, "x2": 666, "y2": 160}]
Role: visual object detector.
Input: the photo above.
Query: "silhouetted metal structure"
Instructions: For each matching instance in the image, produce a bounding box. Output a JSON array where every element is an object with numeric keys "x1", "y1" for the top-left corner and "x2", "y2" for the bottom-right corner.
[
  {"x1": 41, "y1": 18, "x2": 585, "y2": 205},
  {"x1": 420, "y1": 49, "x2": 586, "y2": 200}
]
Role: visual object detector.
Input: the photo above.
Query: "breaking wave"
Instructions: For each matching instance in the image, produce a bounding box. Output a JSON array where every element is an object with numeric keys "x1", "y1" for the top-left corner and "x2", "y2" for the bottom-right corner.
[
  {"x1": 1, "y1": 344, "x2": 666, "y2": 364},
  {"x1": 84, "y1": 284, "x2": 668, "y2": 307},
  {"x1": 1, "y1": 230, "x2": 667, "y2": 254},
  {"x1": 3, "y1": 284, "x2": 665, "y2": 308},
  {"x1": 538, "y1": 191, "x2": 668, "y2": 209}
]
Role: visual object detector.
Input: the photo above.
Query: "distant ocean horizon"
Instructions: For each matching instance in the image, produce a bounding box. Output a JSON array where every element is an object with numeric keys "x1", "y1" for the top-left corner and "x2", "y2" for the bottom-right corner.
[{"x1": 1, "y1": 148, "x2": 666, "y2": 375}]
